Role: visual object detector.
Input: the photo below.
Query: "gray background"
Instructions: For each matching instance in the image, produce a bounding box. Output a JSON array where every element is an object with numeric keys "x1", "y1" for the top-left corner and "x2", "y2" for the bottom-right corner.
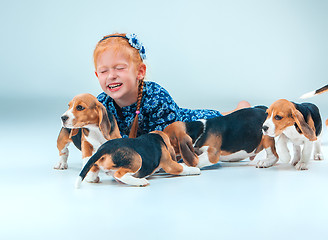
[{"x1": 1, "y1": 0, "x2": 327, "y2": 116}]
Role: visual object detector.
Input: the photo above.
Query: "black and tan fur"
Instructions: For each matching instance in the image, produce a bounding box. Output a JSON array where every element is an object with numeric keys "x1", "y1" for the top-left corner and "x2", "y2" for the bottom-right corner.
[
  {"x1": 75, "y1": 131, "x2": 200, "y2": 188},
  {"x1": 164, "y1": 107, "x2": 278, "y2": 169}
]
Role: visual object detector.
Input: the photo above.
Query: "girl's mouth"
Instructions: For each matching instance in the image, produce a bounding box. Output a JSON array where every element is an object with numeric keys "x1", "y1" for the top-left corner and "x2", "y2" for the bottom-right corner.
[{"x1": 108, "y1": 83, "x2": 123, "y2": 92}]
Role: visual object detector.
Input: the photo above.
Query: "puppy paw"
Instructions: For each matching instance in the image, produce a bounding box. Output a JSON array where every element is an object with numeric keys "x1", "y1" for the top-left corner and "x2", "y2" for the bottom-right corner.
[
  {"x1": 54, "y1": 161, "x2": 68, "y2": 170},
  {"x1": 314, "y1": 153, "x2": 324, "y2": 161},
  {"x1": 135, "y1": 178, "x2": 150, "y2": 187},
  {"x1": 179, "y1": 163, "x2": 201, "y2": 175},
  {"x1": 256, "y1": 157, "x2": 277, "y2": 168},
  {"x1": 115, "y1": 174, "x2": 150, "y2": 187},
  {"x1": 85, "y1": 175, "x2": 100, "y2": 183},
  {"x1": 295, "y1": 162, "x2": 308, "y2": 171},
  {"x1": 256, "y1": 160, "x2": 273, "y2": 168}
]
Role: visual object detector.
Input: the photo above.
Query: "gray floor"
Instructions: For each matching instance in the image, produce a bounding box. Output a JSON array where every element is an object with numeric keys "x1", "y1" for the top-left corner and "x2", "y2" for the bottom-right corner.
[{"x1": 1, "y1": 100, "x2": 328, "y2": 240}]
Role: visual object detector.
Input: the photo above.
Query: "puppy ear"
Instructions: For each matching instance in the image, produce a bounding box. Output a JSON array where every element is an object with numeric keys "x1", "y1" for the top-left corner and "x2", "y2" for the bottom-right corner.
[
  {"x1": 292, "y1": 109, "x2": 317, "y2": 141},
  {"x1": 178, "y1": 134, "x2": 199, "y2": 167},
  {"x1": 69, "y1": 128, "x2": 80, "y2": 139},
  {"x1": 97, "y1": 103, "x2": 111, "y2": 140}
]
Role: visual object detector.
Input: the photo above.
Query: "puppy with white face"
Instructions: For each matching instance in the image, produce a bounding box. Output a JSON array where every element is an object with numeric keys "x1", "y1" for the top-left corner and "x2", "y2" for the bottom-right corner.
[{"x1": 262, "y1": 99, "x2": 323, "y2": 170}]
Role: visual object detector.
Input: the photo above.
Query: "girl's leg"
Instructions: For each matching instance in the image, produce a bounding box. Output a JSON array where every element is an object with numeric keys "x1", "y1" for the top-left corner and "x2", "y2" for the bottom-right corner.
[{"x1": 222, "y1": 101, "x2": 251, "y2": 116}]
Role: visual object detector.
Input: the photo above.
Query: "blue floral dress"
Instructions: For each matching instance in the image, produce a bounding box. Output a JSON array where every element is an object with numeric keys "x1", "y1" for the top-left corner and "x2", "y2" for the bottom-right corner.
[{"x1": 97, "y1": 81, "x2": 222, "y2": 138}]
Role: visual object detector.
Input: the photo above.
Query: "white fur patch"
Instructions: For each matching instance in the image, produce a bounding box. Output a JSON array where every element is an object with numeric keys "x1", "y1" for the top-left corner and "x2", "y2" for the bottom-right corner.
[
  {"x1": 197, "y1": 146, "x2": 212, "y2": 168},
  {"x1": 263, "y1": 114, "x2": 275, "y2": 137},
  {"x1": 62, "y1": 108, "x2": 75, "y2": 128},
  {"x1": 220, "y1": 150, "x2": 255, "y2": 162},
  {"x1": 179, "y1": 163, "x2": 201, "y2": 175},
  {"x1": 300, "y1": 90, "x2": 315, "y2": 99},
  {"x1": 116, "y1": 173, "x2": 149, "y2": 187},
  {"x1": 83, "y1": 124, "x2": 108, "y2": 153}
]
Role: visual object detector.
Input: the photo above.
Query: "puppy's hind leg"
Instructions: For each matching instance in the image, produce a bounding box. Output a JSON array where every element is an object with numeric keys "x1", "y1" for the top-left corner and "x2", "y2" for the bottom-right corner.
[
  {"x1": 113, "y1": 154, "x2": 149, "y2": 187},
  {"x1": 160, "y1": 150, "x2": 200, "y2": 176},
  {"x1": 114, "y1": 168, "x2": 149, "y2": 187}
]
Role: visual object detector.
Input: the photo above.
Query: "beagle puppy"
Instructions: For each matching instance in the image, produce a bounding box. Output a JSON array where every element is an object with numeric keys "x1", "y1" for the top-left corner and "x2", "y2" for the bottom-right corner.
[
  {"x1": 163, "y1": 107, "x2": 278, "y2": 169},
  {"x1": 55, "y1": 93, "x2": 121, "y2": 182},
  {"x1": 75, "y1": 131, "x2": 201, "y2": 188},
  {"x1": 300, "y1": 84, "x2": 328, "y2": 99},
  {"x1": 262, "y1": 99, "x2": 323, "y2": 170}
]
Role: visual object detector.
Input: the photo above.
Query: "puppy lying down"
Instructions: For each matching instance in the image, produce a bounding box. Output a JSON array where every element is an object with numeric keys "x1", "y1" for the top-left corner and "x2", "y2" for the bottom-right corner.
[{"x1": 75, "y1": 131, "x2": 200, "y2": 188}]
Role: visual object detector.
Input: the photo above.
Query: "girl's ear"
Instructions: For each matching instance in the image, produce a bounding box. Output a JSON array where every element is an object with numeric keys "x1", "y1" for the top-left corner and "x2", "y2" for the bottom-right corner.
[
  {"x1": 95, "y1": 71, "x2": 99, "y2": 78},
  {"x1": 137, "y1": 63, "x2": 146, "y2": 80}
]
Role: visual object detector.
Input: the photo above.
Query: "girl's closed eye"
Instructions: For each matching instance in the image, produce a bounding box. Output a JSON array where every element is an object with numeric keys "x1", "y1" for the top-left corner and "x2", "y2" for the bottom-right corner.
[
  {"x1": 115, "y1": 65, "x2": 127, "y2": 70},
  {"x1": 98, "y1": 69, "x2": 108, "y2": 74}
]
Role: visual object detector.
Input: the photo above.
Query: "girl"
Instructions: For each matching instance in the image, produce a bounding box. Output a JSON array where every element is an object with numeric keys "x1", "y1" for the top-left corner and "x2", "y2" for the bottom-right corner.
[{"x1": 94, "y1": 33, "x2": 250, "y2": 138}]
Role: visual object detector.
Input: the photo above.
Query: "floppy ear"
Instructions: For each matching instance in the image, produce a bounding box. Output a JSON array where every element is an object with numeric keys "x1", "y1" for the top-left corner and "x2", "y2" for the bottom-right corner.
[
  {"x1": 178, "y1": 134, "x2": 199, "y2": 167},
  {"x1": 292, "y1": 109, "x2": 317, "y2": 141},
  {"x1": 69, "y1": 128, "x2": 80, "y2": 139},
  {"x1": 97, "y1": 103, "x2": 111, "y2": 140}
]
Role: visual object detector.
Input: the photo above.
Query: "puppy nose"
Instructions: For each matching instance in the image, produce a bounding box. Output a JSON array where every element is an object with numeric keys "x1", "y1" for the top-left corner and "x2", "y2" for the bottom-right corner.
[
  {"x1": 61, "y1": 115, "x2": 69, "y2": 123},
  {"x1": 262, "y1": 125, "x2": 269, "y2": 132}
]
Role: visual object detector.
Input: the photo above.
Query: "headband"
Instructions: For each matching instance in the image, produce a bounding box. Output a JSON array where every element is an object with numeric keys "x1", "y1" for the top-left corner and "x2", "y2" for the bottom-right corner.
[{"x1": 99, "y1": 33, "x2": 146, "y2": 60}]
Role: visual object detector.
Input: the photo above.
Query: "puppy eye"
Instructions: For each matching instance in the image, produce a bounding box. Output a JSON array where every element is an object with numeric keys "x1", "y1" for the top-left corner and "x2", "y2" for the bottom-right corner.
[
  {"x1": 76, "y1": 105, "x2": 85, "y2": 111},
  {"x1": 274, "y1": 115, "x2": 283, "y2": 120}
]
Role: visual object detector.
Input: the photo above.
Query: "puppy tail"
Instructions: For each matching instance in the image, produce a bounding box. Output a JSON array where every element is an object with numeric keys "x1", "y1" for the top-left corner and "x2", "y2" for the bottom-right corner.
[
  {"x1": 75, "y1": 150, "x2": 104, "y2": 189},
  {"x1": 301, "y1": 84, "x2": 328, "y2": 99}
]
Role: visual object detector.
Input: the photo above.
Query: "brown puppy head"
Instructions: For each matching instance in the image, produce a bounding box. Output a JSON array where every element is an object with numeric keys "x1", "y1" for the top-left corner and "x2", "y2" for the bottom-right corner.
[
  {"x1": 163, "y1": 122, "x2": 199, "y2": 167},
  {"x1": 262, "y1": 99, "x2": 317, "y2": 141},
  {"x1": 61, "y1": 93, "x2": 112, "y2": 140}
]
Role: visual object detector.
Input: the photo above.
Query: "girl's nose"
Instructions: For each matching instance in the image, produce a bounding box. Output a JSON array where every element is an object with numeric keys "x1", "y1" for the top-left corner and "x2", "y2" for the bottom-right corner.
[{"x1": 107, "y1": 70, "x2": 118, "y2": 80}]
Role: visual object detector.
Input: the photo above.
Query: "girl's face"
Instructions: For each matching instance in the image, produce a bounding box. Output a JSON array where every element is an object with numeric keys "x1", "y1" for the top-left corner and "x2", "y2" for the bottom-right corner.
[{"x1": 95, "y1": 49, "x2": 145, "y2": 108}]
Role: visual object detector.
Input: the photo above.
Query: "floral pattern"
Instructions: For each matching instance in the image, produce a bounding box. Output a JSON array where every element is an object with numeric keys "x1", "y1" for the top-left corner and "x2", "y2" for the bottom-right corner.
[{"x1": 97, "y1": 81, "x2": 222, "y2": 138}]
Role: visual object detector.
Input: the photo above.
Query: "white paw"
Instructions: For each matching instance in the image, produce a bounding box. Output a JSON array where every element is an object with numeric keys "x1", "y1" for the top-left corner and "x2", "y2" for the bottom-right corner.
[
  {"x1": 314, "y1": 153, "x2": 324, "y2": 161},
  {"x1": 179, "y1": 163, "x2": 201, "y2": 175},
  {"x1": 197, "y1": 149, "x2": 212, "y2": 168},
  {"x1": 85, "y1": 173, "x2": 100, "y2": 183},
  {"x1": 295, "y1": 162, "x2": 308, "y2": 171},
  {"x1": 116, "y1": 173, "x2": 150, "y2": 187},
  {"x1": 256, "y1": 159, "x2": 274, "y2": 168},
  {"x1": 54, "y1": 160, "x2": 68, "y2": 170}
]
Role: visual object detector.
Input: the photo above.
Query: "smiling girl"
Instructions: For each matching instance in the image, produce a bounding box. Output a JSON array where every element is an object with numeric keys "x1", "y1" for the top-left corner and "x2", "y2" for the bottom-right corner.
[{"x1": 94, "y1": 33, "x2": 250, "y2": 138}]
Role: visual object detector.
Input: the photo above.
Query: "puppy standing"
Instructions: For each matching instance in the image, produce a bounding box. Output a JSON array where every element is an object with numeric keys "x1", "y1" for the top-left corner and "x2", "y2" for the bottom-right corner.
[
  {"x1": 262, "y1": 99, "x2": 323, "y2": 170},
  {"x1": 75, "y1": 131, "x2": 200, "y2": 188},
  {"x1": 55, "y1": 93, "x2": 121, "y2": 182}
]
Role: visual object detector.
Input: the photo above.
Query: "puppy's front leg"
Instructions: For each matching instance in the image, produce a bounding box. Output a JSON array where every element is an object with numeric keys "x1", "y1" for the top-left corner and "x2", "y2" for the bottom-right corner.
[
  {"x1": 276, "y1": 134, "x2": 291, "y2": 163},
  {"x1": 256, "y1": 135, "x2": 278, "y2": 168},
  {"x1": 291, "y1": 144, "x2": 301, "y2": 166},
  {"x1": 313, "y1": 137, "x2": 324, "y2": 160},
  {"x1": 55, "y1": 128, "x2": 71, "y2": 170},
  {"x1": 295, "y1": 141, "x2": 313, "y2": 170}
]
